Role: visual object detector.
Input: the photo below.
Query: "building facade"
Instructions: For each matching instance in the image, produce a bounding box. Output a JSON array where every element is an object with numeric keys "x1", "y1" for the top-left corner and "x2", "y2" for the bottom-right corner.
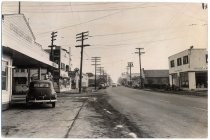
[
  {"x1": 143, "y1": 70, "x2": 169, "y2": 85},
  {"x1": 2, "y1": 54, "x2": 13, "y2": 109},
  {"x1": 168, "y1": 48, "x2": 208, "y2": 90},
  {"x1": 2, "y1": 14, "x2": 58, "y2": 110},
  {"x1": 46, "y1": 46, "x2": 71, "y2": 92},
  {"x1": 121, "y1": 70, "x2": 169, "y2": 87},
  {"x1": 13, "y1": 68, "x2": 49, "y2": 95}
]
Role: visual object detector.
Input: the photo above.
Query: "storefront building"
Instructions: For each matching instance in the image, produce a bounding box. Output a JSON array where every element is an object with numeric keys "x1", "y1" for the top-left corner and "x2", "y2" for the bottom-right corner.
[
  {"x1": 13, "y1": 68, "x2": 50, "y2": 95},
  {"x1": 168, "y1": 48, "x2": 208, "y2": 90},
  {"x1": 2, "y1": 14, "x2": 58, "y2": 110},
  {"x1": 45, "y1": 46, "x2": 71, "y2": 92}
]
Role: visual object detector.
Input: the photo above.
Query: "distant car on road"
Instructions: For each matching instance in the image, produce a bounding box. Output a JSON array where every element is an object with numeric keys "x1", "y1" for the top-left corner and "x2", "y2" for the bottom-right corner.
[
  {"x1": 26, "y1": 80, "x2": 57, "y2": 108},
  {"x1": 112, "y1": 83, "x2": 117, "y2": 87}
]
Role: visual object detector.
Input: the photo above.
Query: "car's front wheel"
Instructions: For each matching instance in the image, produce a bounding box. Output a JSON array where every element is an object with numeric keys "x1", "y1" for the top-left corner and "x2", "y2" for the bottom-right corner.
[{"x1": 52, "y1": 102, "x2": 56, "y2": 108}]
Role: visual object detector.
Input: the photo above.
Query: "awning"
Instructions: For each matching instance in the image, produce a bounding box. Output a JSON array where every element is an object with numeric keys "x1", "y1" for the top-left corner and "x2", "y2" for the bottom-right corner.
[{"x1": 3, "y1": 46, "x2": 58, "y2": 69}]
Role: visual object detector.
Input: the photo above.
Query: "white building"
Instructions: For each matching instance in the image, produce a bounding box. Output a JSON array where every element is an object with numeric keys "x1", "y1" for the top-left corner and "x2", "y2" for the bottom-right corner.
[
  {"x1": 75, "y1": 73, "x2": 89, "y2": 89},
  {"x1": 82, "y1": 74, "x2": 89, "y2": 88},
  {"x1": 2, "y1": 14, "x2": 58, "y2": 110},
  {"x1": 45, "y1": 46, "x2": 71, "y2": 92},
  {"x1": 168, "y1": 48, "x2": 208, "y2": 90}
]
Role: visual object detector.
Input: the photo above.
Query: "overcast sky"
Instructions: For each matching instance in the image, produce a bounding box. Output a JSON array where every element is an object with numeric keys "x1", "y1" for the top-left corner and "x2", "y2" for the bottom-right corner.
[{"x1": 2, "y1": 1, "x2": 208, "y2": 82}]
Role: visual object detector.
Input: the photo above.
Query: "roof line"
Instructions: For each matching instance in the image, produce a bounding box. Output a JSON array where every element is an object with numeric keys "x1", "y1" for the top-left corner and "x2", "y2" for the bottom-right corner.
[{"x1": 3, "y1": 13, "x2": 36, "y2": 41}]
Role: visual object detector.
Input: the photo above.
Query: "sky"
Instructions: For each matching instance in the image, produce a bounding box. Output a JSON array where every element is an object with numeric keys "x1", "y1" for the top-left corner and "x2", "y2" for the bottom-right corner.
[{"x1": 2, "y1": 1, "x2": 208, "y2": 82}]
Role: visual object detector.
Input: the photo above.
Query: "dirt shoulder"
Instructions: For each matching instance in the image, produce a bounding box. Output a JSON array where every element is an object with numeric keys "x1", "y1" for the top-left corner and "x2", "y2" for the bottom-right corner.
[{"x1": 83, "y1": 92, "x2": 149, "y2": 138}]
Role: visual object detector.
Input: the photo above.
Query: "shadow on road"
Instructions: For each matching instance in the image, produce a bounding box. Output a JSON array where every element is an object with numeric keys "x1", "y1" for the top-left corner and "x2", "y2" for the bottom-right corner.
[{"x1": 8, "y1": 103, "x2": 54, "y2": 110}]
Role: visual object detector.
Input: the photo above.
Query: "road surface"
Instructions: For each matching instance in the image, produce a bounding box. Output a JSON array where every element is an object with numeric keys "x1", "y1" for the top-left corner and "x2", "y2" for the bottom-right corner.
[{"x1": 106, "y1": 86, "x2": 208, "y2": 138}]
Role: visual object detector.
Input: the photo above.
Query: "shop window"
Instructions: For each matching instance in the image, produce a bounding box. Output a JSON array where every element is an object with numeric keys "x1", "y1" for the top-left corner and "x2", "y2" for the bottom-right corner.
[
  {"x1": 196, "y1": 72, "x2": 207, "y2": 88},
  {"x1": 2, "y1": 61, "x2": 8, "y2": 90},
  {"x1": 177, "y1": 58, "x2": 182, "y2": 66},
  {"x1": 15, "y1": 69, "x2": 19, "y2": 72},
  {"x1": 180, "y1": 72, "x2": 189, "y2": 88},
  {"x1": 170, "y1": 60, "x2": 175, "y2": 67},
  {"x1": 183, "y1": 55, "x2": 188, "y2": 64},
  {"x1": 14, "y1": 77, "x2": 27, "y2": 84}
]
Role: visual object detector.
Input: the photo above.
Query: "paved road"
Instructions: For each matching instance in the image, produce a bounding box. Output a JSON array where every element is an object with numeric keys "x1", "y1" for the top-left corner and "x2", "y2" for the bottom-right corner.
[{"x1": 106, "y1": 86, "x2": 208, "y2": 138}]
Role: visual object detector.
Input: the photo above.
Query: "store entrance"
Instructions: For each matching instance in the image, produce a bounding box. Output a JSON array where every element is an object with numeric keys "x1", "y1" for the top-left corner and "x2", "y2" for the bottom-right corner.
[{"x1": 195, "y1": 72, "x2": 208, "y2": 88}]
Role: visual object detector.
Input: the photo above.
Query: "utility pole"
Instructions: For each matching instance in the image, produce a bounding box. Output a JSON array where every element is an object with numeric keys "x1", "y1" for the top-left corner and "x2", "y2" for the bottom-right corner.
[
  {"x1": 91, "y1": 57, "x2": 101, "y2": 90},
  {"x1": 18, "y1": 1, "x2": 21, "y2": 14},
  {"x1": 76, "y1": 31, "x2": 90, "y2": 93},
  {"x1": 48, "y1": 31, "x2": 58, "y2": 61},
  {"x1": 127, "y1": 62, "x2": 133, "y2": 87},
  {"x1": 125, "y1": 67, "x2": 129, "y2": 86},
  {"x1": 102, "y1": 70, "x2": 105, "y2": 79},
  {"x1": 202, "y1": 3, "x2": 208, "y2": 10},
  {"x1": 69, "y1": 47, "x2": 72, "y2": 71},
  {"x1": 135, "y1": 48, "x2": 145, "y2": 88},
  {"x1": 97, "y1": 66, "x2": 104, "y2": 83}
]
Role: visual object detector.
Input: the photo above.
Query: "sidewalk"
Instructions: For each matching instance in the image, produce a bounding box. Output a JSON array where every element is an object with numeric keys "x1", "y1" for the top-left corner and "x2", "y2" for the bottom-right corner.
[{"x1": 2, "y1": 89, "x2": 141, "y2": 138}]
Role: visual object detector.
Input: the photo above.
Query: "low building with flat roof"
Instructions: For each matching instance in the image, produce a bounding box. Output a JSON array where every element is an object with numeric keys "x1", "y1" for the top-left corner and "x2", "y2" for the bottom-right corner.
[{"x1": 168, "y1": 47, "x2": 208, "y2": 90}]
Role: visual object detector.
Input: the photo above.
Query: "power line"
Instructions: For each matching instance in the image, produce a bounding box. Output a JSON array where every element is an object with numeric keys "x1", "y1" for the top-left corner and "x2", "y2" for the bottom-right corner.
[
  {"x1": 164, "y1": 4, "x2": 207, "y2": 23},
  {"x1": 3, "y1": 2, "x2": 121, "y2": 7},
  {"x1": 35, "y1": 5, "x2": 157, "y2": 35},
  {"x1": 39, "y1": 11, "x2": 120, "y2": 35},
  {"x1": 3, "y1": 4, "x2": 155, "y2": 13},
  {"x1": 89, "y1": 36, "x2": 184, "y2": 49},
  {"x1": 92, "y1": 22, "x2": 202, "y2": 38}
]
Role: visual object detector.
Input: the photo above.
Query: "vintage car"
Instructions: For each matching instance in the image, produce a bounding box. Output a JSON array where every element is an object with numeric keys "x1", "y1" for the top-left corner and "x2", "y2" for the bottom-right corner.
[{"x1": 26, "y1": 80, "x2": 57, "y2": 108}]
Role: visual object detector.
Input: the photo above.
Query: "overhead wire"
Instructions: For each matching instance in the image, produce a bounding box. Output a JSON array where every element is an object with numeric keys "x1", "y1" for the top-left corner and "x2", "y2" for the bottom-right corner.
[
  {"x1": 89, "y1": 36, "x2": 184, "y2": 49},
  {"x1": 3, "y1": 3, "x2": 151, "y2": 13},
  {"x1": 3, "y1": 2, "x2": 120, "y2": 7},
  {"x1": 39, "y1": 11, "x2": 120, "y2": 35},
  {"x1": 36, "y1": 4, "x2": 156, "y2": 35}
]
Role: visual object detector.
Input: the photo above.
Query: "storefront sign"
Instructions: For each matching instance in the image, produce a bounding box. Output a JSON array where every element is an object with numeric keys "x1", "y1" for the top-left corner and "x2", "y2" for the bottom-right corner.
[{"x1": 10, "y1": 23, "x2": 32, "y2": 43}]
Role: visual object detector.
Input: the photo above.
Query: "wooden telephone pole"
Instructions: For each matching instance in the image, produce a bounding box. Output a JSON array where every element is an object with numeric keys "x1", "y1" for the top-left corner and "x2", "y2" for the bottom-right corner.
[
  {"x1": 91, "y1": 57, "x2": 101, "y2": 90},
  {"x1": 127, "y1": 62, "x2": 133, "y2": 87},
  {"x1": 135, "y1": 48, "x2": 145, "y2": 88},
  {"x1": 48, "y1": 31, "x2": 58, "y2": 61},
  {"x1": 76, "y1": 31, "x2": 90, "y2": 93}
]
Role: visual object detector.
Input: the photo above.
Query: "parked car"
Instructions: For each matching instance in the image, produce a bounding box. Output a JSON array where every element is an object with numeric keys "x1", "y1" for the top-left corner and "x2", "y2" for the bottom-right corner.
[
  {"x1": 26, "y1": 80, "x2": 57, "y2": 108},
  {"x1": 99, "y1": 83, "x2": 106, "y2": 89},
  {"x1": 132, "y1": 84, "x2": 140, "y2": 89},
  {"x1": 104, "y1": 83, "x2": 108, "y2": 87}
]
